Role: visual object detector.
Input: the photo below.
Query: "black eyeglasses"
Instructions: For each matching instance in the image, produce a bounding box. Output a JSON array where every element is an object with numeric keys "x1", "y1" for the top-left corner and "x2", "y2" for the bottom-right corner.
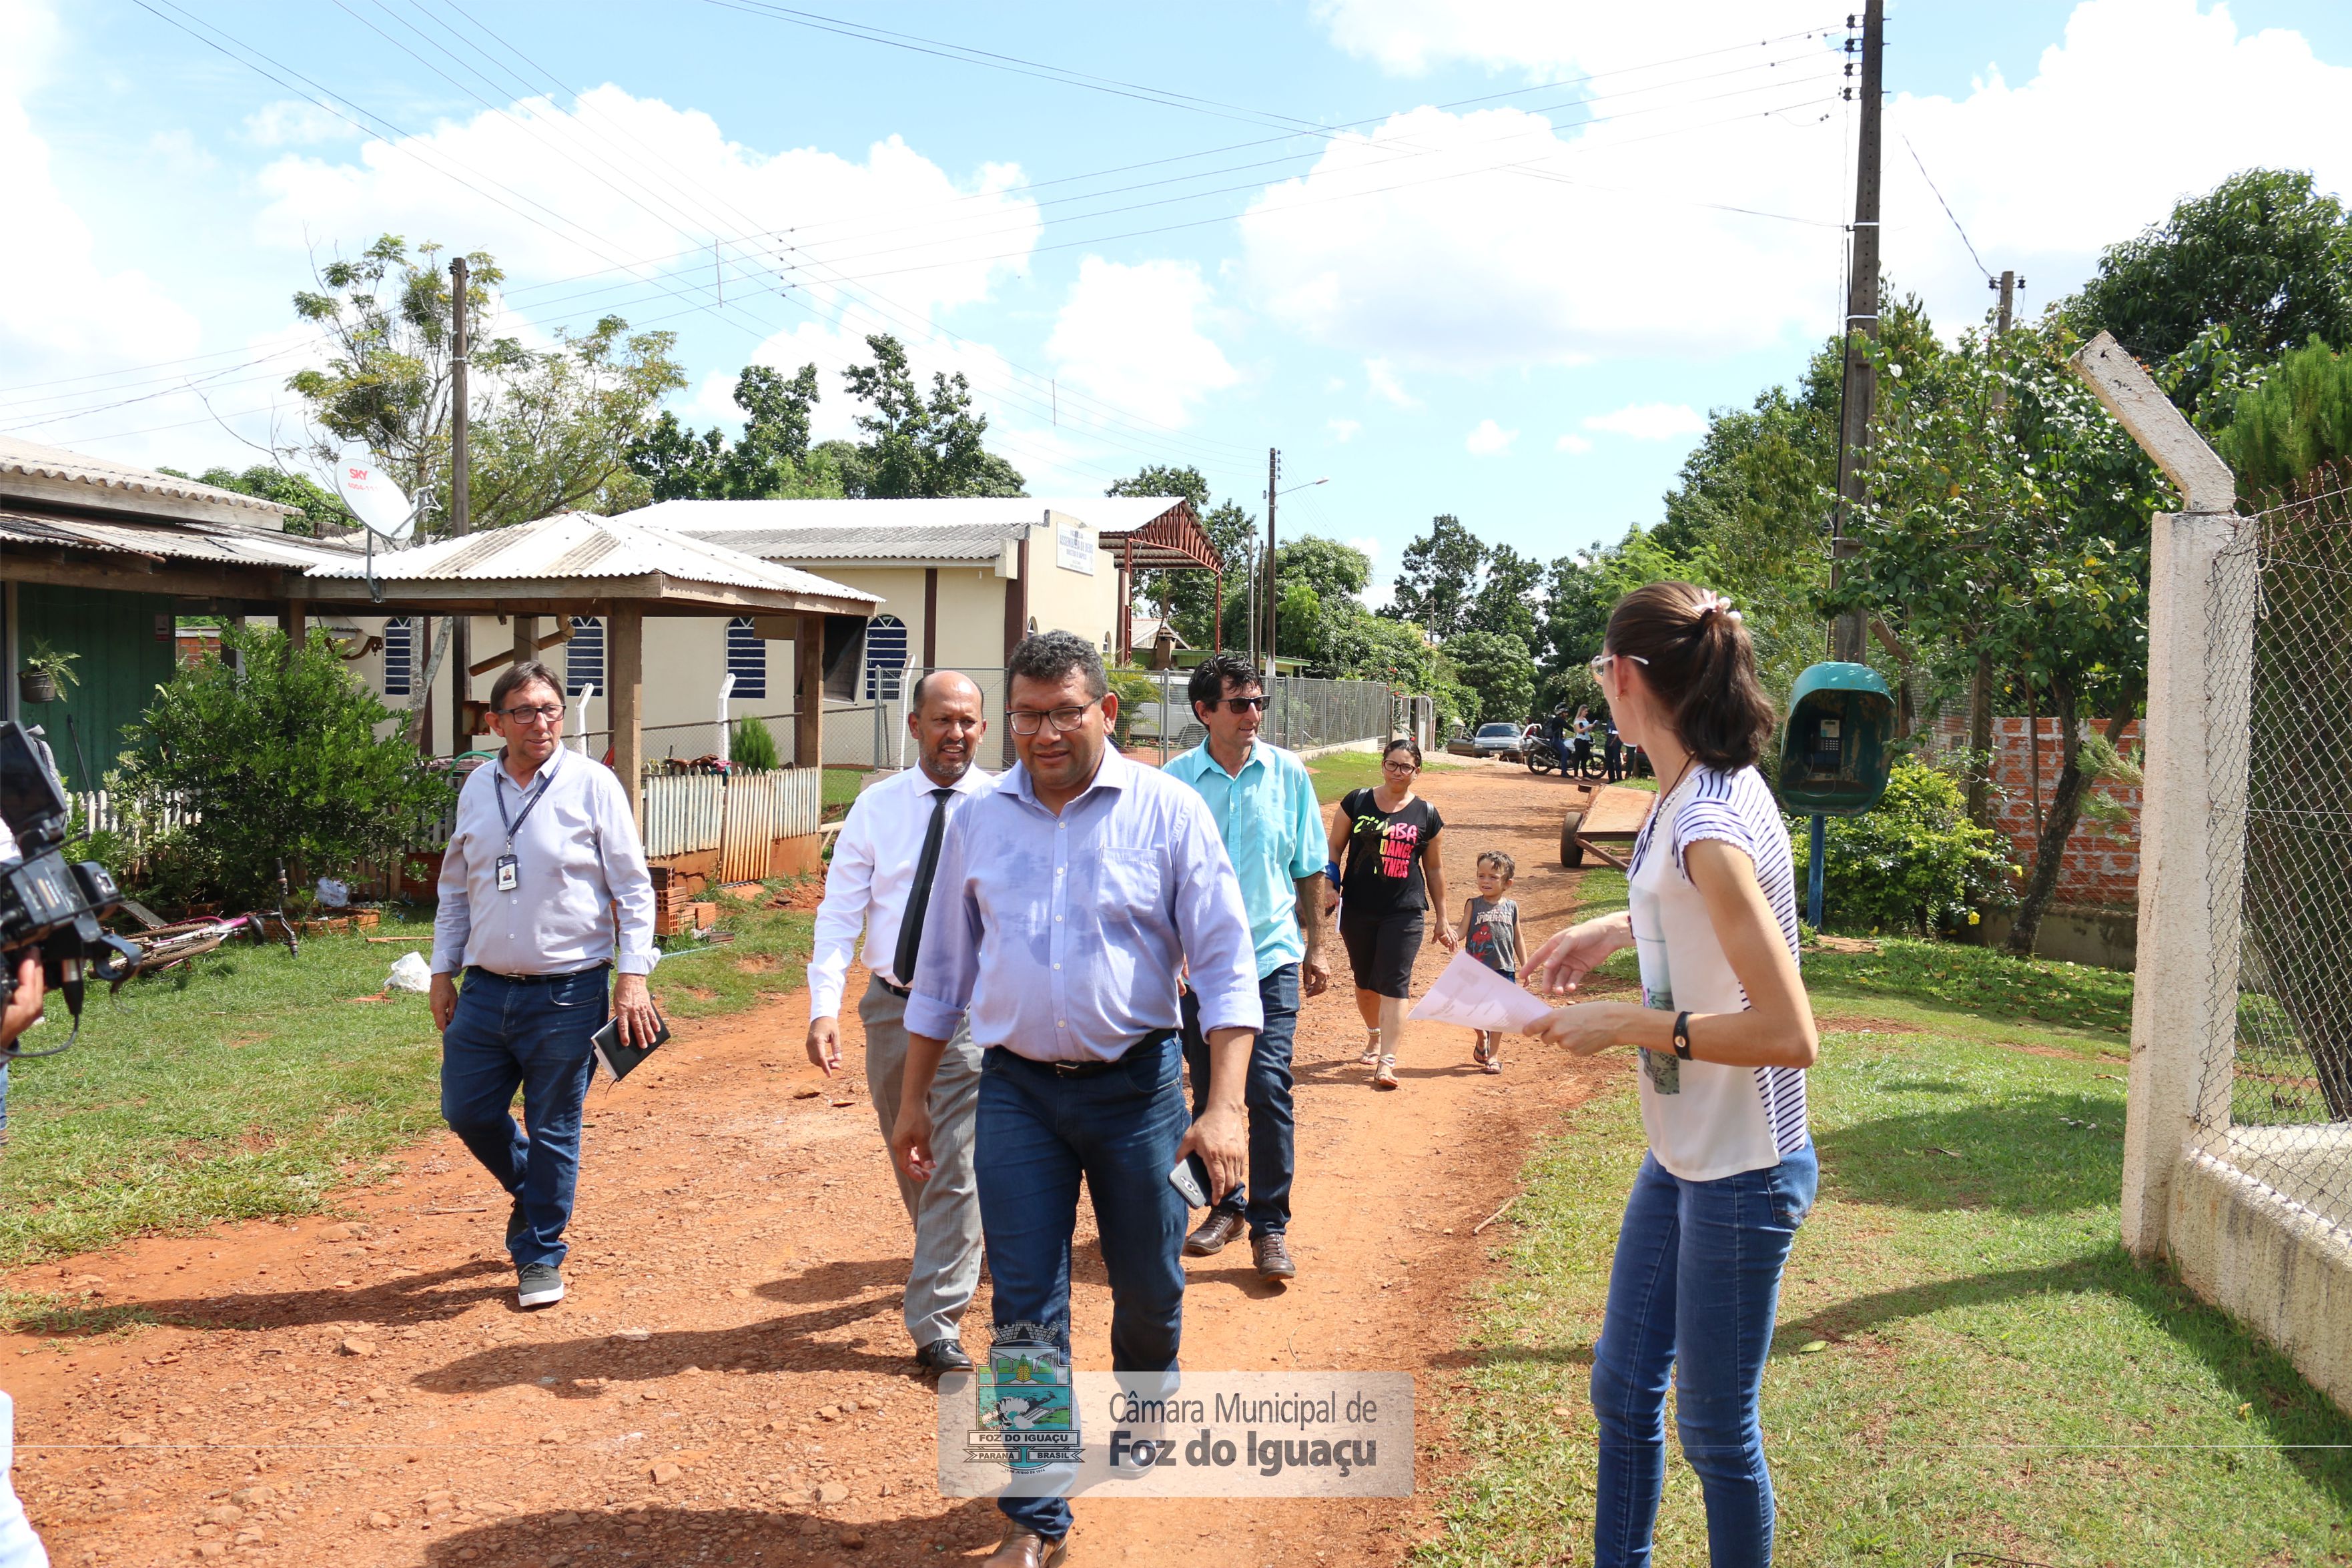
[
  {"x1": 498, "y1": 703, "x2": 564, "y2": 725},
  {"x1": 1007, "y1": 699, "x2": 1101, "y2": 736},
  {"x1": 1215, "y1": 696, "x2": 1268, "y2": 714}
]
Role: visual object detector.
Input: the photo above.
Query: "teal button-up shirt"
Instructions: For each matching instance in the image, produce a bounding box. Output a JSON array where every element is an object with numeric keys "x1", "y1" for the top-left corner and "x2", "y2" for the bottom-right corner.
[{"x1": 1163, "y1": 738, "x2": 1326, "y2": 977}]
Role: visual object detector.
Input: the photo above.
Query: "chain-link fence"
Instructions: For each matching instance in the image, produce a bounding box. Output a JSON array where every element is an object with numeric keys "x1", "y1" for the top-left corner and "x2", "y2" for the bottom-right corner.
[{"x1": 2201, "y1": 478, "x2": 2352, "y2": 1237}]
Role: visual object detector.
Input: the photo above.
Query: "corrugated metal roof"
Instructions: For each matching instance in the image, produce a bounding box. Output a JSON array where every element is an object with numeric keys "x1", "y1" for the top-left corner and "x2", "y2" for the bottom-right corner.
[
  {"x1": 306, "y1": 509, "x2": 879, "y2": 602},
  {"x1": 669, "y1": 521, "x2": 1024, "y2": 562},
  {"x1": 630, "y1": 494, "x2": 1186, "y2": 543},
  {"x1": 0, "y1": 435, "x2": 301, "y2": 522},
  {"x1": 0, "y1": 506, "x2": 364, "y2": 571}
]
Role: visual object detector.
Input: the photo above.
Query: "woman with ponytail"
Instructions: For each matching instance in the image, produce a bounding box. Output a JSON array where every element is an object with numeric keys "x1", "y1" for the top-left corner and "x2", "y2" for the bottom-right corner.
[{"x1": 1525, "y1": 581, "x2": 1818, "y2": 1568}]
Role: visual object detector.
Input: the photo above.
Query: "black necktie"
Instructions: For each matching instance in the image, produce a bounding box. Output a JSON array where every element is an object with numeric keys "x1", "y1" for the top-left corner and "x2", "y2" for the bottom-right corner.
[{"x1": 893, "y1": 788, "x2": 955, "y2": 987}]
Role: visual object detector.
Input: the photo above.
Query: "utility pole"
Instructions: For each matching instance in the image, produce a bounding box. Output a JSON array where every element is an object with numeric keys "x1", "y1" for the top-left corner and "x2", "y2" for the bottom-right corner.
[
  {"x1": 1828, "y1": 0, "x2": 1883, "y2": 665},
  {"x1": 1262, "y1": 448, "x2": 1280, "y2": 679},
  {"x1": 448, "y1": 256, "x2": 473, "y2": 757},
  {"x1": 1965, "y1": 267, "x2": 2024, "y2": 827}
]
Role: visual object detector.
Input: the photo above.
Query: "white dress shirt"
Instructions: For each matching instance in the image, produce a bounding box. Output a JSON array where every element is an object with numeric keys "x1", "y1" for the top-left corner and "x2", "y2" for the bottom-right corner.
[
  {"x1": 805, "y1": 762, "x2": 996, "y2": 1019},
  {"x1": 430, "y1": 745, "x2": 659, "y2": 978},
  {"x1": 904, "y1": 748, "x2": 1262, "y2": 1062}
]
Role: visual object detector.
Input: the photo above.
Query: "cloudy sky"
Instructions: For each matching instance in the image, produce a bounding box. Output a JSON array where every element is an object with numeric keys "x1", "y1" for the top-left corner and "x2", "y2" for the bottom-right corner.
[{"x1": 5, "y1": 0, "x2": 2350, "y2": 598}]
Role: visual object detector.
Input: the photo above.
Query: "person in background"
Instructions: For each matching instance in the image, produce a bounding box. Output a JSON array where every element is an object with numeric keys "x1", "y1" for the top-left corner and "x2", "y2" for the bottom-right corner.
[
  {"x1": 1163, "y1": 653, "x2": 1328, "y2": 1283},
  {"x1": 1325, "y1": 736, "x2": 1453, "y2": 1089},
  {"x1": 805, "y1": 671, "x2": 994, "y2": 1373},
  {"x1": 1525, "y1": 583, "x2": 1818, "y2": 1568},
  {"x1": 1604, "y1": 717, "x2": 1625, "y2": 784},
  {"x1": 1543, "y1": 706, "x2": 1572, "y2": 777},
  {"x1": 1573, "y1": 705, "x2": 1596, "y2": 779},
  {"x1": 1459, "y1": 850, "x2": 1521, "y2": 1075},
  {"x1": 430, "y1": 661, "x2": 661, "y2": 1310},
  {"x1": 891, "y1": 632, "x2": 1258, "y2": 1568}
]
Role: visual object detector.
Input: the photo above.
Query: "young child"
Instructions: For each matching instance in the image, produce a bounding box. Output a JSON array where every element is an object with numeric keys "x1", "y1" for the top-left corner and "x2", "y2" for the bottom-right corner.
[{"x1": 1461, "y1": 850, "x2": 1522, "y2": 1074}]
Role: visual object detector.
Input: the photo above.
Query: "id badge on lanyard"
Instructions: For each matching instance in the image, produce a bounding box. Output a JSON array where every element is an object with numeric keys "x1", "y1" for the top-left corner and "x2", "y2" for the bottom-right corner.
[{"x1": 494, "y1": 762, "x2": 550, "y2": 895}]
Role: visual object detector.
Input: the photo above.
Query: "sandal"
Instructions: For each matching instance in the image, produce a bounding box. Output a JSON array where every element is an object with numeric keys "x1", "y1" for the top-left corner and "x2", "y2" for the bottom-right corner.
[
  {"x1": 1473, "y1": 1034, "x2": 1495, "y2": 1066},
  {"x1": 1373, "y1": 1054, "x2": 1399, "y2": 1090},
  {"x1": 1481, "y1": 1055, "x2": 1503, "y2": 1076},
  {"x1": 1359, "y1": 1032, "x2": 1381, "y2": 1066}
]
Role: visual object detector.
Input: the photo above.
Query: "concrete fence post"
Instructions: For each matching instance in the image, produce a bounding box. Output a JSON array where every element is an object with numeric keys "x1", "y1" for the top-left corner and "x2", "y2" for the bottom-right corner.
[{"x1": 2070, "y1": 332, "x2": 2244, "y2": 1258}]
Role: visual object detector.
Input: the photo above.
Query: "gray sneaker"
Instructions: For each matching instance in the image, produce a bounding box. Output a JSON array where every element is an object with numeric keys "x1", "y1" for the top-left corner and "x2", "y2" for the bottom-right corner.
[{"x1": 516, "y1": 1262, "x2": 564, "y2": 1308}]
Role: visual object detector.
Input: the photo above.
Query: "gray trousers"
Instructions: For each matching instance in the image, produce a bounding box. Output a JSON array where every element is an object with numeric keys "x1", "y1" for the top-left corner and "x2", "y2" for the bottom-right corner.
[{"x1": 858, "y1": 974, "x2": 986, "y2": 1349}]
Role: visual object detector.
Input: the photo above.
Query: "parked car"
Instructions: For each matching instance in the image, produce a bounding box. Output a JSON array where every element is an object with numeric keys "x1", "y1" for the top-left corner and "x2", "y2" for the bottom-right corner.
[{"x1": 1446, "y1": 721, "x2": 1529, "y2": 760}]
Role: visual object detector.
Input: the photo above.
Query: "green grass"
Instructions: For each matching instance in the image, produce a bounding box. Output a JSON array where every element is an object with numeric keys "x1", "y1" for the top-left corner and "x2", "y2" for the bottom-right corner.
[
  {"x1": 1305, "y1": 748, "x2": 1467, "y2": 805},
  {"x1": 1415, "y1": 919, "x2": 2352, "y2": 1565},
  {"x1": 821, "y1": 767, "x2": 871, "y2": 821},
  {"x1": 0, "y1": 896, "x2": 812, "y2": 1274}
]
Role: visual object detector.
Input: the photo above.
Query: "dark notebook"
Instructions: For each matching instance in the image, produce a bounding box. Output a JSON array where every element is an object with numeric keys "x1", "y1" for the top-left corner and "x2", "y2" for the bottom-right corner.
[{"x1": 591, "y1": 1011, "x2": 671, "y2": 1083}]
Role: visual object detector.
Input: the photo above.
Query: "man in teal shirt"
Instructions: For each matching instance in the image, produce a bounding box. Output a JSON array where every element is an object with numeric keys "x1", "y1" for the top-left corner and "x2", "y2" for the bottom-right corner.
[{"x1": 1163, "y1": 653, "x2": 1328, "y2": 1281}]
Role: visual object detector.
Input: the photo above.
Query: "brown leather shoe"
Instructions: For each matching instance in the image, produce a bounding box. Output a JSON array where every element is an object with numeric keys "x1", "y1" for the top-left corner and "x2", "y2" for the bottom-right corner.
[
  {"x1": 982, "y1": 1523, "x2": 1068, "y2": 1567},
  {"x1": 1184, "y1": 1208, "x2": 1244, "y2": 1256},
  {"x1": 1252, "y1": 1230, "x2": 1297, "y2": 1281}
]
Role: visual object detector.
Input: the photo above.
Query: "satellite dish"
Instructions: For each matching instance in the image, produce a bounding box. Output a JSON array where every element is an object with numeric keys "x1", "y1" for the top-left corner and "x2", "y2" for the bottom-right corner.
[{"x1": 332, "y1": 458, "x2": 416, "y2": 540}]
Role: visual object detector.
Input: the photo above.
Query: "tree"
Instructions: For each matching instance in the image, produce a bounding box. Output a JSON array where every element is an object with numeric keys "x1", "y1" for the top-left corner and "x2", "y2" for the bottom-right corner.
[
  {"x1": 1445, "y1": 631, "x2": 1536, "y2": 727},
  {"x1": 1275, "y1": 534, "x2": 1370, "y2": 606},
  {"x1": 1381, "y1": 514, "x2": 1487, "y2": 639},
  {"x1": 287, "y1": 234, "x2": 685, "y2": 530},
  {"x1": 1844, "y1": 316, "x2": 2169, "y2": 953},
  {"x1": 625, "y1": 363, "x2": 841, "y2": 502},
  {"x1": 840, "y1": 334, "x2": 1025, "y2": 498},
  {"x1": 2221, "y1": 339, "x2": 2352, "y2": 494},
  {"x1": 1466, "y1": 542, "x2": 1543, "y2": 647},
  {"x1": 160, "y1": 464, "x2": 358, "y2": 537},
  {"x1": 113, "y1": 624, "x2": 456, "y2": 909},
  {"x1": 2070, "y1": 169, "x2": 2352, "y2": 416}
]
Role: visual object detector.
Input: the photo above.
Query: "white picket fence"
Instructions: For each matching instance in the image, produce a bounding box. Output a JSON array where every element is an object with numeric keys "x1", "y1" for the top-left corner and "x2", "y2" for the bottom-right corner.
[
  {"x1": 641, "y1": 767, "x2": 823, "y2": 865},
  {"x1": 71, "y1": 789, "x2": 196, "y2": 842}
]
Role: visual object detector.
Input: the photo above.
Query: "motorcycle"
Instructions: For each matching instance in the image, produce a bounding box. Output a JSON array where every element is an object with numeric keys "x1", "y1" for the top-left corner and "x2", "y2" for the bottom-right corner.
[{"x1": 1525, "y1": 738, "x2": 1566, "y2": 775}]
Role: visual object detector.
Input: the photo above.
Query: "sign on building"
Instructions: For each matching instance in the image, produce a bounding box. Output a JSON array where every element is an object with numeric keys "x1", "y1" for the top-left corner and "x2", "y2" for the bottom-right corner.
[{"x1": 1056, "y1": 522, "x2": 1096, "y2": 575}]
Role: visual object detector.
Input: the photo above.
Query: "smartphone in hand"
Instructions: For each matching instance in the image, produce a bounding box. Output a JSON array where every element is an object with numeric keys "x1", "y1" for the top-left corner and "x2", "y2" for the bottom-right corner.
[{"x1": 1168, "y1": 1154, "x2": 1211, "y2": 1208}]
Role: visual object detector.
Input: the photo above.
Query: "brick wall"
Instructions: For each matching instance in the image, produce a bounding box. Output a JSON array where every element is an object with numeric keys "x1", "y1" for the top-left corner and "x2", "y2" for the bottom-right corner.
[{"x1": 1932, "y1": 715, "x2": 2142, "y2": 907}]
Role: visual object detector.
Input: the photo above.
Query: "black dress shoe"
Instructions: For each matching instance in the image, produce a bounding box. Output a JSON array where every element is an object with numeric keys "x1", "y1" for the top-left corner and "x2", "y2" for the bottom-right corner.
[
  {"x1": 1184, "y1": 1209, "x2": 1245, "y2": 1256},
  {"x1": 915, "y1": 1338, "x2": 973, "y2": 1372}
]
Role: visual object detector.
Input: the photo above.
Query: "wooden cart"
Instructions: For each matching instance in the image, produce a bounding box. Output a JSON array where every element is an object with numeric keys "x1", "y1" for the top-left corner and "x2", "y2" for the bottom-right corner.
[{"x1": 1559, "y1": 784, "x2": 1657, "y2": 869}]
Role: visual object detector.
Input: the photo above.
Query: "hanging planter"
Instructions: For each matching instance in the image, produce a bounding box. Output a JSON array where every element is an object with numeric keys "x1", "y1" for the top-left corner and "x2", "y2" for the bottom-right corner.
[
  {"x1": 19, "y1": 642, "x2": 79, "y2": 706},
  {"x1": 16, "y1": 670, "x2": 55, "y2": 705}
]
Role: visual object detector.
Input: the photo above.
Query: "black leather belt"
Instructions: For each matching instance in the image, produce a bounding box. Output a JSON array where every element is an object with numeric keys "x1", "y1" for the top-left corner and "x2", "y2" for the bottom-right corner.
[
  {"x1": 466, "y1": 962, "x2": 610, "y2": 986},
  {"x1": 997, "y1": 1028, "x2": 1175, "y2": 1078},
  {"x1": 874, "y1": 975, "x2": 911, "y2": 998}
]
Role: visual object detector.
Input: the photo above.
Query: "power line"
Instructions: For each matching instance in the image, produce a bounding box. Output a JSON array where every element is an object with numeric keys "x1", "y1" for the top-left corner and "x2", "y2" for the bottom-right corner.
[{"x1": 1901, "y1": 131, "x2": 1992, "y2": 282}]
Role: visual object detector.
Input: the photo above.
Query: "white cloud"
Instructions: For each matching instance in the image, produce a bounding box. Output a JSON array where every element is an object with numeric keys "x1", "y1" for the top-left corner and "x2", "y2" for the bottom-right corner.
[
  {"x1": 1261, "y1": 1, "x2": 2352, "y2": 374},
  {"x1": 0, "y1": 0, "x2": 204, "y2": 443},
  {"x1": 147, "y1": 129, "x2": 216, "y2": 174},
  {"x1": 1583, "y1": 402, "x2": 1705, "y2": 440},
  {"x1": 1346, "y1": 534, "x2": 1383, "y2": 562},
  {"x1": 1327, "y1": 416, "x2": 1362, "y2": 442},
  {"x1": 1044, "y1": 256, "x2": 1238, "y2": 428},
  {"x1": 1364, "y1": 357, "x2": 1421, "y2": 408},
  {"x1": 1465, "y1": 418, "x2": 1519, "y2": 454},
  {"x1": 255, "y1": 86, "x2": 1040, "y2": 324},
  {"x1": 1555, "y1": 432, "x2": 1593, "y2": 454},
  {"x1": 1312, "y1": 0, "x2": 1819, "y2": 77},
  {"x1": 240, "y1": 99, "x2": 352, "y2": 148}
]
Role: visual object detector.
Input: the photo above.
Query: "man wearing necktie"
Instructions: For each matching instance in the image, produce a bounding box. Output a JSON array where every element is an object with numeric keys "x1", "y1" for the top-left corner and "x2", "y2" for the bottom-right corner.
[
  {"x1": 806, "y1": 670, "x2": 994, "y2": 1373},
  {"x1": 893, "y1": 633, "x2": 1259, "y2": 1568}
]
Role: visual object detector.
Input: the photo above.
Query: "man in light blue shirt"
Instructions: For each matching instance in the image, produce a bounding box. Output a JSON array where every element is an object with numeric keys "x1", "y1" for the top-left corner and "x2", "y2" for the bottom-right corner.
[
  {"x1": 892, "y1": 633, "x2": 1258, "y2": 1568},
  {"x1": 1161, "y1": 652, "x2": 1328, "y2": 1282}
]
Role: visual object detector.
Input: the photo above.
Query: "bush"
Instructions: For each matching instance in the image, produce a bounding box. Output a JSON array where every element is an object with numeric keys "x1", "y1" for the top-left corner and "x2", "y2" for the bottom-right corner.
[
  {"x1": 113, "y1": 624, "x2": 456, "y2": 910},
  {"x1": 731, "y1": 713, "x2": 780, "y2": 771},
  {"x1": 1788, "y1": 760, "x2": 2013, "y2": 936},
  {"x1": 1108, "y1": 667, "x2": 1159, "y2": 747}
]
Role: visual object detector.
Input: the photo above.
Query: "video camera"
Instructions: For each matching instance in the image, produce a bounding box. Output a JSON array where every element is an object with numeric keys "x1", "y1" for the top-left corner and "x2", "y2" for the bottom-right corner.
[{"x1": 0, "y1": 721, "x2": 137, "y2": 1058}]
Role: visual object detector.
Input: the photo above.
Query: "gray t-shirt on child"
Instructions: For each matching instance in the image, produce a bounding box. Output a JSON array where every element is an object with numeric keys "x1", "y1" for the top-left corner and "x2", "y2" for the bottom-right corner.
[{"x1": 1464, "y1": 895, "x2": 1520, "y2": 974}]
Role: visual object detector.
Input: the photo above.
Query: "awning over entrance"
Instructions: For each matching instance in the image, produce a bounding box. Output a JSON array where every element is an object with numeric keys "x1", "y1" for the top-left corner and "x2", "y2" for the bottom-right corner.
[{"x1": 1096, "y1": 500, "x2": 1224, "y2": 661}]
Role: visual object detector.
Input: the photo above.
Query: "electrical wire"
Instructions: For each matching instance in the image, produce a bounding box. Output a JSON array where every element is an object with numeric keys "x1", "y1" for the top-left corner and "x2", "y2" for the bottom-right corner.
[{"x1": 1901, "y1": 131, "x2": 1992, "y2": 282}]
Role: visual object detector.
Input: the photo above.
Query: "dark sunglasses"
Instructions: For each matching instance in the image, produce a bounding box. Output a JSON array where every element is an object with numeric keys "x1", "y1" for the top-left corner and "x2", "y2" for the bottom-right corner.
[{"x1": 1213, "y1": 696, "x2": 1268, "y2": 713}]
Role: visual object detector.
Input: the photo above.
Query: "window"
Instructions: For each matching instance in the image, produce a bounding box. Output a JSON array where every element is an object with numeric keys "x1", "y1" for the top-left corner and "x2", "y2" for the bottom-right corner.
[
  {"x1": 865, "y1": 614, "x2": 908, "y2": 700},
  {"x1": 382, "y1": 617, "x2": 412, "y2": 697},
  {"x1": 725, "y1": 616, "x2": 767, "y2": 699},
  {"x1": 566, "y1": 616, "x2": 605, "y2": 696}
]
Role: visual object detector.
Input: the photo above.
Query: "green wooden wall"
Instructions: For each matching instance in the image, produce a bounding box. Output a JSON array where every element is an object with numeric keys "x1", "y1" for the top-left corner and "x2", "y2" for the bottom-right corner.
[{"x1": 15, "y1": 584, "x2": 177, "y2": 791}]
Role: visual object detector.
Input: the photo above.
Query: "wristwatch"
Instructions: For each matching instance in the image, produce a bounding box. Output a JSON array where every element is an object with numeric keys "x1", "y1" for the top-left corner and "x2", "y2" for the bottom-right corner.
[{"x1": 1672, "y1": 1011, "x2": 1693, "y2": 1060}]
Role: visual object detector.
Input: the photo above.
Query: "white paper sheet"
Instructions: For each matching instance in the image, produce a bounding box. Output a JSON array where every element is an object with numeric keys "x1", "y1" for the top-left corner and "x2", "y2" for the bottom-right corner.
[{"x1": 1407, "y1": 949, "x2": 1557, "y2": 1035}]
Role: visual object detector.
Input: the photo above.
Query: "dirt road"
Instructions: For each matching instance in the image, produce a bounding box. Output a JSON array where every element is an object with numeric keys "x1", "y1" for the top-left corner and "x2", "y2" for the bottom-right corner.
[{"x1": 7, "y1": 764, "x2": 1622, "y2": 1567}]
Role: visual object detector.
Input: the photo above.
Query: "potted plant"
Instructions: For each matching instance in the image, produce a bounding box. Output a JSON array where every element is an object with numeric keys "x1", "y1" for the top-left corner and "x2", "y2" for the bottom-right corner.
[{"x1": 19, "y1": 642, "x2": 79, "y2": 705}]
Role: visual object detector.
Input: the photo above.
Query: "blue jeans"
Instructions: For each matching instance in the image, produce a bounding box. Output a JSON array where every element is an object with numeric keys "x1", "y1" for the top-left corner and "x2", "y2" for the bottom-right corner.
[
  {"x1": 1181, "y1": 964, "x2": 1299, "y2": 1235},
  {"x1": 1591, "y1": 1145, "x2": 1819, "y2": 1568},
  {"x1": 977, "y1": 1034, "x2": 1190, "y2": 1540},
  {"x1": 439, "y1": 965, "x2": 609, "y2": 1270}
]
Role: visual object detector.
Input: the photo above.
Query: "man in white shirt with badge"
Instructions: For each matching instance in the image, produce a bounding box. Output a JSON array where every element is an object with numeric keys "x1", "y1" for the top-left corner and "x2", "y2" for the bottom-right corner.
[
  {"x1": 430, "y1": 660, "x2": 661, "y2": 1310},
  {"x1": 806, "y1": 670, "x2": 992, "y2": 1373}
]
